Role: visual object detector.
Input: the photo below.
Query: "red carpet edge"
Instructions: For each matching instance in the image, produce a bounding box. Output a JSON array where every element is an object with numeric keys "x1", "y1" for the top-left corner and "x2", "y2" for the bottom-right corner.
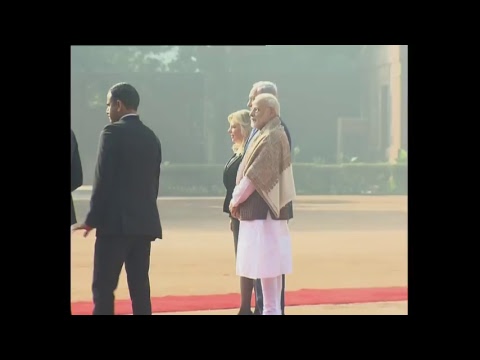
[{"x1": 71, "y1": 286, "x2": 408, "y2": 315}]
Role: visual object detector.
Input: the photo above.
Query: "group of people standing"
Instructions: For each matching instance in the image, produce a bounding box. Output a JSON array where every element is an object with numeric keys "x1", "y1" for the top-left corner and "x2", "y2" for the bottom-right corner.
[
  {"x1": 223, "y1": 81, "x2": 295, "y2": 315},
  {"x1": 70, "y1": 80, "x2": 295, "y2": 316}
]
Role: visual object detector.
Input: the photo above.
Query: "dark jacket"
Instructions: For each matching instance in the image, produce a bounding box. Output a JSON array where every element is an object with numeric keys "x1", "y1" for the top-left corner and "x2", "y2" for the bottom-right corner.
[
  {"x1": 280, "y1": 117, "x2": 292, "y2": 150},
  {"x1": 280, "y1": 118, "x2": 293, "y2": 218},
  {"x1": 85, "y1": 115, "x2": 163, "y2": 239},
  {"x1": 222, "y1": 153, "x2": 243, "y2": 216},
  {"x1": 71, "y1": 130, "x2": 83, "y2": 225}
]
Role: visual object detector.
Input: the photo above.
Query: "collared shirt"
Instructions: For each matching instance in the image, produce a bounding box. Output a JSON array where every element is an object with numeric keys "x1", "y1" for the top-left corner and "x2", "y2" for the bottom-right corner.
[{"x1": 119, "y1": 113, "x2": 138, "y2": 121}]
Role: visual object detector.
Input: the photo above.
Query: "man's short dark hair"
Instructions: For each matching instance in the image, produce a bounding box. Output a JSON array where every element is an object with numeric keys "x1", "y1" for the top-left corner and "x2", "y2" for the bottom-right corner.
[{"x1": 109, "y1": 82, "x2": 140, "y2": 110}]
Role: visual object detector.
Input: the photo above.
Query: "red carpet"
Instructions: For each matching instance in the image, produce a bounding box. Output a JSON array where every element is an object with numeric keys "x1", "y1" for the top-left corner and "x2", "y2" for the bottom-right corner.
[{"x1": 71, "y1": 286, "x2": 407, "y2": 315}]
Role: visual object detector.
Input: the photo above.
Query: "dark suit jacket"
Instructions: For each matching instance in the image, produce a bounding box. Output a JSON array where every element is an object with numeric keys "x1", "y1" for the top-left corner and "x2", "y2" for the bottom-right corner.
[
  {"x1": 280, "y1": 117, "x2": 292, "y2": 150},
  {"x1": 279, "y1": 117, "x2": 294, "y2": 218},
  {"x1": 222, "y1": 153, "x2": 242, "y2": 215},
  {"x1": 71, "y1": 130, "x2": 83, "y2": 225},
  {"x1": 85, "y1": 115, "x2": 163, "y2": 239}
]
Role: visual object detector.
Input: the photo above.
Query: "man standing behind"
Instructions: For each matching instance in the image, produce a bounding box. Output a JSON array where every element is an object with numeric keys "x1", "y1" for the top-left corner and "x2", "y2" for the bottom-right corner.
[
  {"x1": 71, "y1": 129, "x2": 83, "y2": 226},
  {"x1": 71, "y1": 82, "x2": 162, "y2": 315},
  {"x1": 244, "y1": 81, "x2": 292, "y2": 315}
]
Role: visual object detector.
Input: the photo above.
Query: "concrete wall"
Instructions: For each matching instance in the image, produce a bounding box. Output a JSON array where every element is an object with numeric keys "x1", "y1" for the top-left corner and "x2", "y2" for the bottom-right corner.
[
  {"x1": 362, "y1": 45, "x2": 407, "y2": 163},
  {"x1": 400, "y1": 45, "x2": 408, "y2": 151}
]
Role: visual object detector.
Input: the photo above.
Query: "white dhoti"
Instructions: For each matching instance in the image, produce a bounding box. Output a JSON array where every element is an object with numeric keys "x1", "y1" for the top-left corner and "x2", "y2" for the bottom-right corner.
[
  {"x1": 236, "y1": 212, "x2": 292, "y2": 279},
  {"x1": 231, "y1": 176, "x2": 293, "y2": 315}
]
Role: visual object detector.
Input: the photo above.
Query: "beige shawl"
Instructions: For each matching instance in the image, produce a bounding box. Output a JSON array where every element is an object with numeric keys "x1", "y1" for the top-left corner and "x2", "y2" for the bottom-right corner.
[{"x1": 236, "y1": 117, "x2": 296, "y2": 218}]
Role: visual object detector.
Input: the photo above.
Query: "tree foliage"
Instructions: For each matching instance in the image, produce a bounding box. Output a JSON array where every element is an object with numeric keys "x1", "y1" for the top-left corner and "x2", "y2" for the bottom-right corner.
[{"x1": 71, "y1": 45, "x2": 364, "y2": 74}]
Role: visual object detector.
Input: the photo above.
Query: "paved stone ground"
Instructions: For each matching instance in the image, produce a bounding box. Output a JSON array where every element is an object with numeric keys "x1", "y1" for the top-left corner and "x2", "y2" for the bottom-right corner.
[
  {"x1": 156, "y1": 301, "x2": 408, "y2": 315},
  {"x1": 71, "y1": 195, "x2": 408, "y2": 315}
]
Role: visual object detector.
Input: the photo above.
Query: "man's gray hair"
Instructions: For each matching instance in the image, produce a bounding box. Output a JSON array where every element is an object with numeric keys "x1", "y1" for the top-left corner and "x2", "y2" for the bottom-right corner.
[
  {"x1": 252, "y1": 81, "x2": 278, "y2": 97},
  {"x1": 254, "y1": 93, "x2": 280, "y2": 116}
]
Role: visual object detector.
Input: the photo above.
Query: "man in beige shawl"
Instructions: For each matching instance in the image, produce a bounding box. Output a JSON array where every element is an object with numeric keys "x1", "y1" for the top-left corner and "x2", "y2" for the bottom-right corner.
[{"x1": 229, "y1": 93, "x2": 295, "y2": 315}]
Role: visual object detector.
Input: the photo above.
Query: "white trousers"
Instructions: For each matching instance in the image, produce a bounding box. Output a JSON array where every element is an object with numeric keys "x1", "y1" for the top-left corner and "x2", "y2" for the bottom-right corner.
[{"x1": 260, "y1": 275, "x2": 283, "y2": 315}]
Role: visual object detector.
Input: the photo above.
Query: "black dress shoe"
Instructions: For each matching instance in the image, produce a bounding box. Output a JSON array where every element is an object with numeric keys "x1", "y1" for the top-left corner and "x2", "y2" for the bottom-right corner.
[{"x1": 237, "y1": 309, "x2": 253, "y2": 315}]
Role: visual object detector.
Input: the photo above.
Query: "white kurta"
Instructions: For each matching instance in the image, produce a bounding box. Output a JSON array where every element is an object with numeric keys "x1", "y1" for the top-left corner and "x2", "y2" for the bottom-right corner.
[{"x1": 231, "y1": 176, "x2": 293, "y2": 279}]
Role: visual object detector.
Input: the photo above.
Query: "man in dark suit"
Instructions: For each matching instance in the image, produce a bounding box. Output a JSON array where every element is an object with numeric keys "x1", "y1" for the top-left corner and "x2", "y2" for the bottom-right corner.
[
  {"x1": 245, "y1": 81, "x2": 292, "y2": 315},
  {"x1": 71, "y1": 129, "x2": 83, "y2": 225},
  {"x1": 71, "y1": 82, "x2": 162, "y2": 315}
]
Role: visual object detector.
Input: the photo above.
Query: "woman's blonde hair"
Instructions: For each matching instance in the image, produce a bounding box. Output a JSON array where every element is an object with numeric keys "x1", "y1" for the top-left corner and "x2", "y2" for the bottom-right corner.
[{"x1": 228, "y1": 109, "x2": 252, "y2": 155}]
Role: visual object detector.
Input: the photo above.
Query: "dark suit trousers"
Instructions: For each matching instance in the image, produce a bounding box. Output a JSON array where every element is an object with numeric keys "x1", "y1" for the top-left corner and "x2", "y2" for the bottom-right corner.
[
  {"x1": 254, "y1": 276, "x2": 285, "y2": 315},
  {"x1": 232, "y1": 217, "x2": 240, "y2": 256},
  {"x1": 92, "y1": 235, "x2": 153, "y2": 315}
]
